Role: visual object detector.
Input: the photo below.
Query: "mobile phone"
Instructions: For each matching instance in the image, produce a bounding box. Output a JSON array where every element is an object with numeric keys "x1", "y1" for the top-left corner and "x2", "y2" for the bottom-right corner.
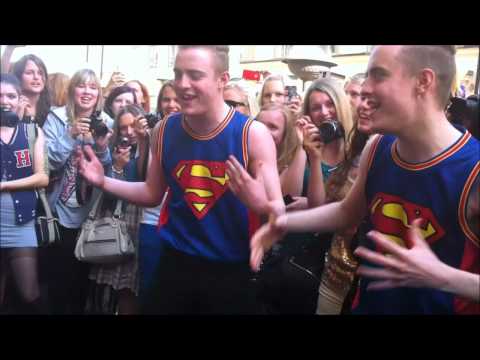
[
  {"x1": 285, "y1": 86, "x2": 298, "y2": 102},
  {"x1": 283, "y1": 194, "x2": 294, "y2": 205}
]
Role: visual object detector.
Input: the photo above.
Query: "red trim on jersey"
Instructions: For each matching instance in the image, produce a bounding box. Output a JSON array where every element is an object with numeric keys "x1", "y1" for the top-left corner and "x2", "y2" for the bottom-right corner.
[
  {"x1": 453, "y1": 239, "x2": 480, "y2": 314},
  {"x1": 391, "y1": 131, "x2": 472, "y2": 171},
  {"x1": 181, "y1": 107, "x2": 234, "y2": 140},
  {"x1": 458, "y1": 161, "x2": 480, "y2": 246},
  {"x1": 366, "y1": 135, "x2": 383, "y2": 173},
  {"x1": 157, "y1": 189, "x2": 172, "y2": 230},
  {"x1": 242, "y1": 117, "x2": 254, "y2": 169},
  {"x1": 156, "y1": 115, "x2": 170, "y2": 162}
]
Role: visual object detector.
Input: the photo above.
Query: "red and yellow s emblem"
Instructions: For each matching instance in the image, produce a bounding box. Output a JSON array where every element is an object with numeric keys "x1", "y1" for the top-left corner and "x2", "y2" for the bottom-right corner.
[
  {"x1": 369, "y1": 193, "x2": 445, "y2": 249},
  {"x1": 173, "y1": 160, "x2": 229, "y2": 219}
]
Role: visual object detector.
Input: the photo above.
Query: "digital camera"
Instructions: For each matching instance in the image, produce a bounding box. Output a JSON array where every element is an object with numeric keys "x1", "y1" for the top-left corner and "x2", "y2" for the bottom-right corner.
[
  {"x1": 0, "y1": 108, "x2": 20, "y2": 127},
  {"x1": 318, "y1": 120, "x2": 345, "y2": 144},
  {"x1": 89, "y1": 111, "x2": 109, "y2": 137},
  {"x1": 116, "y1": 136, "x2": 130, "y2": 149}
]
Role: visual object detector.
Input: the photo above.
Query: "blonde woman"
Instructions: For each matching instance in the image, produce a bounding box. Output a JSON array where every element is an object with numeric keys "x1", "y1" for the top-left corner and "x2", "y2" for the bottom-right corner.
[{"x1": 41, "y1": 68, "x2": 113, "y2": 314}]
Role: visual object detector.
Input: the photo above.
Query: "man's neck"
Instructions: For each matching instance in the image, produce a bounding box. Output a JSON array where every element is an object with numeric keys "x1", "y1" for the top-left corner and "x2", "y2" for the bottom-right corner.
[
  {"x1": 396, "y1": 111, "x2": 463, "y2": 163},
  {"x1": 185, "y1": 101, "x2": 230, "y2": 136}
]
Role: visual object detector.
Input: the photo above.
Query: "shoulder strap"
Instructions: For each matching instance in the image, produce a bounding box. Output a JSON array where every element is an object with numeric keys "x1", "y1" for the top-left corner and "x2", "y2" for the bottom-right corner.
[
  {"x1": 26, "y1": 122, "x2": 49, "y2": 175},
  {"x1": 26, "y1": 122, "x2": 37, "y2": 161}
]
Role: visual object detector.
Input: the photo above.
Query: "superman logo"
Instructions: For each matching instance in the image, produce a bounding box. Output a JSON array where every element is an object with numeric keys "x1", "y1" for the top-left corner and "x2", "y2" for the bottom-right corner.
[
  {"x1": 173, "y1": 160, "x2": 229, "y2": 219},
  {"x1": 369, "y1": 193, "x2": 445, "y2": 249}
]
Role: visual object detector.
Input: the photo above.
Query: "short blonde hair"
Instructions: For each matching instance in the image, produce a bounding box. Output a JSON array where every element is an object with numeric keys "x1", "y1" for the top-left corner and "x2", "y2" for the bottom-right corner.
[{"x1": 178, "y1": 45, "x2": 229, "y2": 74}]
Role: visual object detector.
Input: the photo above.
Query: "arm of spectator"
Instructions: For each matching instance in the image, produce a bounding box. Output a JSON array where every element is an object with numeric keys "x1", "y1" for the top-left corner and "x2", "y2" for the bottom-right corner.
[
  {"x1": 303, "y1": 123, "x2": 327, "y2": 208},
  {"x1": 102, "y1": 71, "x2": 126, "y2": 98},
  {"x1": 42, "y1": 113, "x2": 80, "y2": 170},
  {"x1": 0, "y1": 128, "x2": 48, "y2": 191},
  {"x1": 1, "y1": 45, "x2": 25, "y2": 74},
  {"x1": 249, "y1": 134, "x2": 376, "y2": 271},
  {"x1": 285, "y1": 196, "x2": 308, "y2": 212},
  {"x1": 354, "y1": 219, "x2": 480, "y2": 302},
  {"x1": 279, "y1": 146, "x2": 307, "y2": 197}
]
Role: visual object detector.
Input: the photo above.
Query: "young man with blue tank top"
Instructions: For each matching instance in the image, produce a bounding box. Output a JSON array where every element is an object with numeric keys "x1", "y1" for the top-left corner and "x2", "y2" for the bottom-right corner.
[
  {"x1": 250, "y1": 45, "x2": 479, "y2": 314},
  {"x1": 77, "y1": 45, "x2": 284, "y2": 314}
]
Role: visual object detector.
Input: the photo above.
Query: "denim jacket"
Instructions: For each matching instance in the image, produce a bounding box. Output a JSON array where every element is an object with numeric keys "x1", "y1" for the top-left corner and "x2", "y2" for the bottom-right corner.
[{"x1": 42, "y1": 106, "x2": 113, "y2": 228}]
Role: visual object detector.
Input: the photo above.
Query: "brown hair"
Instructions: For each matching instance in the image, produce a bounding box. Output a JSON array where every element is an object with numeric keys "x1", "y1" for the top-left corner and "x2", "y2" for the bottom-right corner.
[
  {"x1": 178, "y1": 45, "x2": 229, "y2": 74},
  {"x1": 257, "y1": 103, "x2": 300, "y2": 172},
  {"x1": 126, "y1": 80, "x2": 151, "y2": 113},
  {"x1": 156, "y1": 80, "x2": 176, "y2": 117},
  {"x1": 397, "y1": 45, "x2": 456, "y2": 109}
]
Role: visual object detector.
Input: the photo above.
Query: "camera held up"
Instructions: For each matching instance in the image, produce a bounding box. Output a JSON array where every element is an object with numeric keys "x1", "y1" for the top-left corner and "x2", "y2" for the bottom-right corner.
[
  {"x1": 89, "y1": 110, "x2": 109, "y2": 137},
  {"x1": 318, "y1": 120, "x2": 345, "y2": 144}
]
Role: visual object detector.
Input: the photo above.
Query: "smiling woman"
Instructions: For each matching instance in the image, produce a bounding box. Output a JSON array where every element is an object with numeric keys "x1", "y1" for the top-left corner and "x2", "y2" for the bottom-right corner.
[{"x1": 40, "y1": 68, "x2": 114, "y2": 314}]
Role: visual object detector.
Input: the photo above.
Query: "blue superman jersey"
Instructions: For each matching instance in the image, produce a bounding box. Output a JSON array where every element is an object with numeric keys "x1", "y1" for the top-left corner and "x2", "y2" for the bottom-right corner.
[
  {"x1": 352, "y1": 127, "x2": 480, "y2": 314},
  {"x1": 154, "y1": 108, "x2": 260, "y2": 262}
]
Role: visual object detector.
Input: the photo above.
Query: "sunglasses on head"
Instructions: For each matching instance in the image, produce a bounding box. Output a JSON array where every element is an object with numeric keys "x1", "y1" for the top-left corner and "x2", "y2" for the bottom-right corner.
[{"x1": 225, "y1": 100, "x2": 247, "y2": 108}]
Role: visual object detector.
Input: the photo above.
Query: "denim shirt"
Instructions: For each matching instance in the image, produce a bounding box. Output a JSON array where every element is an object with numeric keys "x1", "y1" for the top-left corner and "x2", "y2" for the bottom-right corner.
[{"x1": 42, "y1": 106, "x2": 113, "y2": 228}]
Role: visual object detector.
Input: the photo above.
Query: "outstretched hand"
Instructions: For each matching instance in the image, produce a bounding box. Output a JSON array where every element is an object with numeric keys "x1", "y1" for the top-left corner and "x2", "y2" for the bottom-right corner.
[
  {"x1": 354, "y1": 219, "x2": 449, "y2": 291},
  {"x1": 76, "y1": 145, "x2": 106, "y2": 189},
  {"x1": 250, "y1": 200, "x2": 287, "y2": 271},
  {"x1": 226, "y1": 155, "x2": 269, "y2": 215}
]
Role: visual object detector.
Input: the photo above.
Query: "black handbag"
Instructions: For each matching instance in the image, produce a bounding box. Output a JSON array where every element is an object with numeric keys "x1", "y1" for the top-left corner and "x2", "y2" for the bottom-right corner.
[
  {"x1": 255, "y1": 232, "x2": 332, "y2": 314},
  {"x1": 24, "y1": 121, "x2": 61, "y2": 247}
]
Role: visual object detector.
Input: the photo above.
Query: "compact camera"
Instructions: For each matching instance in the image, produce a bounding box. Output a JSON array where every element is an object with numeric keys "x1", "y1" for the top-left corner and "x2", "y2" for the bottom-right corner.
[
  {"x1": 88, "y1": 111, "x2": 109, "y2": 137},
  {"x1": 116, "y1": 136, "x2": 130, "y2": 149},
  {"x1": 318, "y1": 120, "x2": 345, "y2": 144},
  {"x1": 0, "y1": 108, "x2": 20, "y2": 127}
]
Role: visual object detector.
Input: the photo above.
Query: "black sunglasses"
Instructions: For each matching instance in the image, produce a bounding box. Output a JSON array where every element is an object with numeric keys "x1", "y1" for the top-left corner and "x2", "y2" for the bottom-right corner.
[{"x1": 225, "y1": 100, "x2": 247, "y2": 108}]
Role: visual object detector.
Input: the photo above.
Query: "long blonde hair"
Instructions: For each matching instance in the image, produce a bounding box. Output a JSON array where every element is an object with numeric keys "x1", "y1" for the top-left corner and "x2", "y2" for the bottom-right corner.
[
  {"x1": 257, "y1": 103, "x2": 300, "y2": 172},
  {"x1": 302, "y1": 77, "x2": 354, "y2": 151},
  {"x1": 65, "y1": 69, "x2": 103, "y2": 122}
]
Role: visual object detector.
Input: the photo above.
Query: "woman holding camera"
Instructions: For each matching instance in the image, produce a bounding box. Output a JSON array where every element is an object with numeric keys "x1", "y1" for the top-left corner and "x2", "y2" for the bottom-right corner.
[
  {"x1": 41, "y1": 69, "x2": 113, "y2": 314},
  {"x1": 87, "y1": 104, "x2": 149, "y2": 314},
  {"x1": 0, "y1": 74, "x2": 49, "y2": 314}
]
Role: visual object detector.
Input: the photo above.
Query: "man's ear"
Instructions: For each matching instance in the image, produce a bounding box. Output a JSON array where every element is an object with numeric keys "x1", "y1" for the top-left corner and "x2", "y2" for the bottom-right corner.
[
  {"x1": 416, "y1": 68, "x2": 435, "y2": 96},
  {"x1": 218, "y1": 71, "x2": 230, "y2": 89}
]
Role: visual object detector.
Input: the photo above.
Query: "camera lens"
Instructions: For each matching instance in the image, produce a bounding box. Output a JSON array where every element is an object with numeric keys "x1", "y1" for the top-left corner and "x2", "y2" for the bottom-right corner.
[{"x1": 318, "y1": 120, "x2": 344, "y2": 144}]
